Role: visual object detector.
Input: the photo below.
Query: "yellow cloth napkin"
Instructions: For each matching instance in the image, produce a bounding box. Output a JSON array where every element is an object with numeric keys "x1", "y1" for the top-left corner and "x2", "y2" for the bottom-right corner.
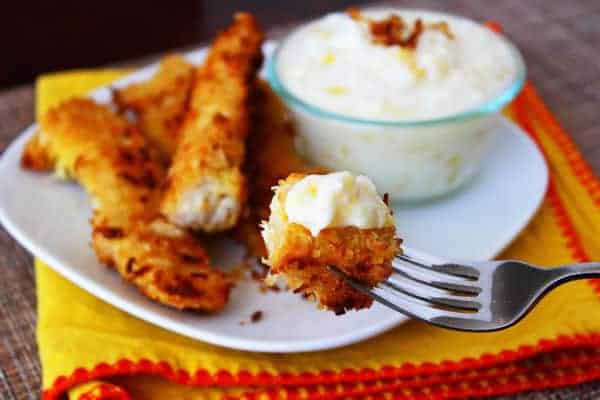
[{"x1": 35, "y1": 70, "x2": 600, "y2": 400}]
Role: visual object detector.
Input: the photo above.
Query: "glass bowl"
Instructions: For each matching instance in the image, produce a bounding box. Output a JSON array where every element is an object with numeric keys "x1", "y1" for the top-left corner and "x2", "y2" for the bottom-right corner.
[{"x1": 266, "y1": 10, "x2": 526, "y2": 202}]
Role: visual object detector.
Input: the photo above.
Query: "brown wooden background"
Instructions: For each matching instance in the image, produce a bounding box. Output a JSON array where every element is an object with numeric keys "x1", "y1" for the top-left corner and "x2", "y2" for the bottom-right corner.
[{"x1": 1, "y1": 1, "x2": 599, "y2": 398}]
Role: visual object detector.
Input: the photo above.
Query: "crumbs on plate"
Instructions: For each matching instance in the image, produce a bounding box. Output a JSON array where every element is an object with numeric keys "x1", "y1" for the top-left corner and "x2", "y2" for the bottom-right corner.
[{"x1": 240, "y1": 310, "x2": 264, "y2": 325}]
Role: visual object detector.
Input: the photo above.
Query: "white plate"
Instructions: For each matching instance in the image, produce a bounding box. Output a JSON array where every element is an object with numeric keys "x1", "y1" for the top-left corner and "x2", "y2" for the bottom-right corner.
[{"x1": 0, "y1": 43, "x2": 548, "y2": 353}]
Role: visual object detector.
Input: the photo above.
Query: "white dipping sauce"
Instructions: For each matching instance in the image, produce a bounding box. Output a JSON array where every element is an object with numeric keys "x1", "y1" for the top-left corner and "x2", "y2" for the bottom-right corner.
[
  {"x1": 277, "y1": 10, "x2": 517, "y2": 121},
  {"x1": 271, "y1": 9, "x2": 525, "y2": 201},
  {"x1": 283, "y1": 172, "x2": 394, "y2": 236}
]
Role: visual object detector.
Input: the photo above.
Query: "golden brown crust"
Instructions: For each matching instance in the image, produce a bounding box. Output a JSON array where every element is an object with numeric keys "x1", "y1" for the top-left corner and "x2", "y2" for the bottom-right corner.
[
  {"x1": 160, "y1": 13, "x2": 264, "y2": 232},
  {"x1": 262, "y1": 174, "x2": 398, "y2": 314},
  {"x1": 92, "y1": 217, "x2": 230, "y2": 311},
  {"x1": 27, "y1": 98, "x2": 230, "y2": 311},
  {"x1": 21, "y1": 133, "x2": 53, "y2": 171},
  {"x1": 233, "y1": 80, "x2": 324, "y2": 257},
  {"x1": 269, "y1": 224, "x2": 397, "y2": 314},
  {"x1": 38, "y1": 98, "x2": 164, "y2": 219},
  {"x1": 113, "y1": 54, "x2": 195, "y2": 160}
]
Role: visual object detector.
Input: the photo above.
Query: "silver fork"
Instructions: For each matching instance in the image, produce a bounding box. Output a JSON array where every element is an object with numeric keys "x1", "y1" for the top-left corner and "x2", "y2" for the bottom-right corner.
[{"x1": 330, "y1": 247, "x2": 600, "y2": 331}]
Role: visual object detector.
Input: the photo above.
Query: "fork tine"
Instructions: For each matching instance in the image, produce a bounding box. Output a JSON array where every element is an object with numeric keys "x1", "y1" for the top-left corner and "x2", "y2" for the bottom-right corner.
[
  {"x1": 396, "y1": 253, "x2": 480, "y2": 280},
  {"x1": 392, "y1": 260, "x2": 481, "y2": 295},
  {"x1": 328, "y1": 266, "x2": 475, "y2": 321},
  {"x1": 429, "y1": 263, "x2": 481, "y2": 280},
  {"x1": 383, "y1": 275, "x2": 481, "y2": 311}
]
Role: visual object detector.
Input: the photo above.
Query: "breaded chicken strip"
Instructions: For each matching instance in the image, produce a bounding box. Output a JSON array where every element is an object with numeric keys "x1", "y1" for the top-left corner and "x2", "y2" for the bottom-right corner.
[
  {"x1": 161, "y1": 13, "x2": 264, "y2": 232},
  {"x1": 234, "y1": 81, "x2": 324, "y2": 257},
  {"x1": 112, "y1": 72, "x2": 316, "y2": 256},
  {"x1": 113, "y1": 55, "x2": 195, "y2": 160},
  {"x1": 21, "y1": 98, "x2": 230, "y2": 311},
  {"x1": 261, "y1": 173, "x2": 398, "y2": 314}
]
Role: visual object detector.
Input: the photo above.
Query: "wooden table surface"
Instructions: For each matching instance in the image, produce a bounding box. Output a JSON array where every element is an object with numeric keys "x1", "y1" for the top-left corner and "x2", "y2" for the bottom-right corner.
[{"x1": 1, "y1": 1, "x2": 599, "y2": 398}]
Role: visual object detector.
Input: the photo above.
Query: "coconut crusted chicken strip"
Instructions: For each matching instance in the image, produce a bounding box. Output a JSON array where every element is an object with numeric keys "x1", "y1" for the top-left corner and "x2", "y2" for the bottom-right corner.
[
  {"x1": 21, "y1": 98, "x2": 230, "y2": 311},
  {"x1": 234, "y1": 80, "x2": 324, "y2": 257},
  {"x1": 113, "y1": 55, "x2": 195, "y2": 160},
  {"x1": 161, "y1": 13, "x2": 264, "y2": 232},
  {"x1": 261, "y1": 173, "x2": 398, "y2": 314}
]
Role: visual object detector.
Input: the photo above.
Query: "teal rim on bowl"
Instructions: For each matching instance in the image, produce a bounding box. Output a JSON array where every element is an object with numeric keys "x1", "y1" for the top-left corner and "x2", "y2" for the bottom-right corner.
[{"x1": 266, "y1": 13, "x2": 527, "y2": 127}]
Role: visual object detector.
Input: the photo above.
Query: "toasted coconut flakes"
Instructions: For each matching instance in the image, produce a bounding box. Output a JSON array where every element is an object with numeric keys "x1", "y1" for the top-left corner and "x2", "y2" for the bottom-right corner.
[
  {"x1": 346, "y1": 8, "x2": 454, "y2": 49},
  {"x1": 251, "y1": 310, "x2": 263, "y2": 323}
]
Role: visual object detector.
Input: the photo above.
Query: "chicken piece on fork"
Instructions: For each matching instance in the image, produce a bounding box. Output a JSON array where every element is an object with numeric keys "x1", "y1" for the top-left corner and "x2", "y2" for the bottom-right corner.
[
  {"x1": 21, "y1": 98, "x2": 231, "y2": 312},
  {"x1": 261, "y1": 172, "x2": 399, "y2": 314},
  {"x1": 161, "y1": 13, "x2": 264, "y2": 232}
]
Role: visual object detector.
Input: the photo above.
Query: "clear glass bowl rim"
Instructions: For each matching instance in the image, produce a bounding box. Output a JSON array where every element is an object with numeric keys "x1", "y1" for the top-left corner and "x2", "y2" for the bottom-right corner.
[{"x1": 266, "y1": 8, "x2": 527, "y2": 127}]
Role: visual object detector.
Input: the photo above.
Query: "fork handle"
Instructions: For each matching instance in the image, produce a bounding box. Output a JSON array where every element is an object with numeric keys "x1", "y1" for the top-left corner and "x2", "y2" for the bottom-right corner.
[{"x1": 554, "y1": 262, "x2": 600, "y2": 282}]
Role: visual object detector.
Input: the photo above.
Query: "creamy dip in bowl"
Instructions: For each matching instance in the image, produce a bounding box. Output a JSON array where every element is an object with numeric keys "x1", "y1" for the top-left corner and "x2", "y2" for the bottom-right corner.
[{"x1": 267, "y1": 8, "x2": 526, "y2": 201}]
